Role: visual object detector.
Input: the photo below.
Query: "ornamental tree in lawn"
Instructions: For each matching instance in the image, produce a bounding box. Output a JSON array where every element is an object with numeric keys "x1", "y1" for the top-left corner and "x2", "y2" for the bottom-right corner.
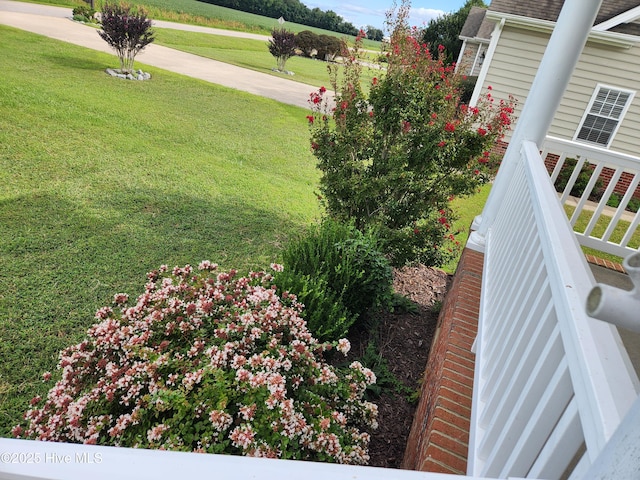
[
  {"x1": 98, "y1": 3, "x2": 155, "y2": 74},
  {"x1": 268, "y1": 28, "x2": 296, "y2": 73},
  {"x1": 307, "y1": 0, "x2": 515, "y2": 266}
]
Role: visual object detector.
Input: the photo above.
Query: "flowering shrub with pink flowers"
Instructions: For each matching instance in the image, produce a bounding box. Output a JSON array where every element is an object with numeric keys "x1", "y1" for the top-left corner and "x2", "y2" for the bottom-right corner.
[
  {"x1": 14, "y1": 262, "x2": 378, "y2": 464},
  {"x1": 307, "y1": 0, "x2": 515, "y2": 266}
]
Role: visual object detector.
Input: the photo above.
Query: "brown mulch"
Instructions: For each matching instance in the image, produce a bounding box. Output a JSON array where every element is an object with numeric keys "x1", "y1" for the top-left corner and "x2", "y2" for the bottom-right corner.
[{"x1": 347, "y1": 265, "x2": 451, "y2": 469}]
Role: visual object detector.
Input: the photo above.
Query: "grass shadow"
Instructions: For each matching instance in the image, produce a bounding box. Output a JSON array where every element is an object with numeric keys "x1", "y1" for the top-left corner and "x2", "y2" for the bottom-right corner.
[
  {"x1": 0, "y1": 188, "x2": 303, "y2": 435},
  {"x1": 42, "y1": 53, "x2": 107, "y2": 71}
]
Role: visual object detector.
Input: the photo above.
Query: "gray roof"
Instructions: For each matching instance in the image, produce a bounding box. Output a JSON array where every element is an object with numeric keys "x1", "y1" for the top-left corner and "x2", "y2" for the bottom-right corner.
[
  {"x1": 460, "y1": 0, "x2": 640, "y2": 39},
  {"x1": 488, "y1": 0, "x2": 640, "y2": 35},
  {"x1": 460, "y1": 6, "x2": 488, "y2": 38}
]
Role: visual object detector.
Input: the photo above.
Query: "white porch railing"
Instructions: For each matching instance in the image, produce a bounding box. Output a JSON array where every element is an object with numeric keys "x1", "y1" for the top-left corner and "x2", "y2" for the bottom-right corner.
[
  {"x1": 0, "y1": 438, "x2": 493, "y2": 480},
  {"x1": 542, "y1": 135, "x2": 640, "y2": 258},
  {"x1": 467, "y1": 140, "x2": 639, "y2": 479}
]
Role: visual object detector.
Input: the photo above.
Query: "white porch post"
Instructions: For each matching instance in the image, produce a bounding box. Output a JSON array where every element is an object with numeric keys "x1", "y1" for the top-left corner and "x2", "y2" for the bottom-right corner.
[{"x1": 467, "y1": 0, "x2": 604, "y2": 251}]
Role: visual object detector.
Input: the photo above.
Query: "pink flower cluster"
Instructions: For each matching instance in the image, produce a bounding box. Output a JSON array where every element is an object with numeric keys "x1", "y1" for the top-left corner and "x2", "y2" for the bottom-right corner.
[{"x1": 16, "y1": 263, "x2": 377, "y2": 464}]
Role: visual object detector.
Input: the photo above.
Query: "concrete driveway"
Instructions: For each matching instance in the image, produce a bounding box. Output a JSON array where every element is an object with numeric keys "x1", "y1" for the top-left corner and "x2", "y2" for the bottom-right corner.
[{"x1": 0, "y1": 0, "x2": 324, "y2": 109}]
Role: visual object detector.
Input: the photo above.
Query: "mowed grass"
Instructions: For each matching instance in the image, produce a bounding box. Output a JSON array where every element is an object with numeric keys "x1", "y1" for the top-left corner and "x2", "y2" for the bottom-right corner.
[
  {"x1": 153, "y1": 28, "x2": 382, "y2": 89},
  {"x1": 566, "y1": 205, "x2": 640, "y2": 264},
  {"x1": 0, "y1": 25, "x2": 321, "y2": 435},
  {"x1": 16, "y1": 0, "x2": 383, "y2": 49}
]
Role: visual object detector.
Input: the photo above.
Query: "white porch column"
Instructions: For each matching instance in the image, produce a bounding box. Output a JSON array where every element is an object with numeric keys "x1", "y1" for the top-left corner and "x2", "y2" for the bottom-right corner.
[{"x1": 467, "y1": 0, "x2": 604, "y2": 251}]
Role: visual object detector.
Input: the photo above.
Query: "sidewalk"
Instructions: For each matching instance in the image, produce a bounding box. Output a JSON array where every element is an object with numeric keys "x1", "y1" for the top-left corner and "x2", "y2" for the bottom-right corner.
[{"x1": 0, "y1": 0, "x2": 318, "y2": 109}]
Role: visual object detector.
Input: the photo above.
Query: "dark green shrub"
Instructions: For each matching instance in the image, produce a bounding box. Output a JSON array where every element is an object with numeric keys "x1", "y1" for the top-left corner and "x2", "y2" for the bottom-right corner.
[
  {"x1": 295, "y1": 30, "x2": 320, "y2": 57},
  {"x1": 628, "y1": 197, "x2": 640, "y2": 213},
  {"x1": 316, "y1": 34, "x2": 342, "y2": 61},
  {"x1": 273, "y1": 269, "x2": 355, "y2": 342},
  {"x1": 72, "y1": 5, "x2": 96, "y2": 22},
  {"x1": 281, "y1": 219, "x2": 393, "y2": 327},
  {"x1": 459, "y1": 75, "x2": 478, "y2": 105},
  {"x1": 554, "y1": 158, "x2": 602, "y2": 199},
  {"x1": 607, "y1": 192, "x2": 621, "y2": 208}
]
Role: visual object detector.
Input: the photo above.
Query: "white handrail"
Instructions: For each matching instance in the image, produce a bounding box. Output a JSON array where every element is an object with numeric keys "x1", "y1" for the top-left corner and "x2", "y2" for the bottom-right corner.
[
  {"x1": 541, "y1": 136, "x2": 640, "y2": 258},
  {"x1": 0, "y1": 437, "x2": 492, "y2": 480},
  {"x1": 468, "y1": 140, "x2": 639, "y2": 479}
]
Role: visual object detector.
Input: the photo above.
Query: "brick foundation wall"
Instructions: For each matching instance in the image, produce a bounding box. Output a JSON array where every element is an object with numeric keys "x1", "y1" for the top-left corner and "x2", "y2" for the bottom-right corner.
[{"x1": 401, "y1": 248, "x2": 482, "y2": 474}]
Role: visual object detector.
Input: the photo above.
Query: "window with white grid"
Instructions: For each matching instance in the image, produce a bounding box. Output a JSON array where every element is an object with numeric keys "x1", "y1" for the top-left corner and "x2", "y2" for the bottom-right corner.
[{"x1": 575, "y1": 85, "x2": 634, "y2": 147}]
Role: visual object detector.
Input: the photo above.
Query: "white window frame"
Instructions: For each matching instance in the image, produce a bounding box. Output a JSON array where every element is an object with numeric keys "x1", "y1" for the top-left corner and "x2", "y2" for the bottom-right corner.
[{"x1": 574, "y1": 84, "x2": 635, "y2": 148}]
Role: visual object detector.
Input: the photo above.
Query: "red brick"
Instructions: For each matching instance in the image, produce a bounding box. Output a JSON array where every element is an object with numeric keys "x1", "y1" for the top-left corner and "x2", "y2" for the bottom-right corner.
[
  {"x1": 403, "y1": 247, "x2": 483, "y2": 473},
  {"x1": 438, "y1": 395, "x2": 472, "y2": 418},
  {"x1": 439, "y1": 385, "x2": 473, "y2": 409},
  {"x1": 443, "y1": 356, "x2": 476, "y2": 378},
  {"x1": 442, "y1": 365, "x2": 474, "y2": 387},
  {"x1": 434, "y1": 405, "x2": 471, "y2": 433},
  {"x1": 440, "y1": 377, "x2": 473, "y2": 399},
  {"x1": 449, "y1": 343, "x2": 476, "y2": 362},
  {"x1": 419, "y1": 458, "x2": 460, "y2": 474},
  {"x1": 429, "y1": 430, "x2": 469, "y2": 458},
  {"x1": 423, "y1": 444, "x2": 467, "y2": 473}
]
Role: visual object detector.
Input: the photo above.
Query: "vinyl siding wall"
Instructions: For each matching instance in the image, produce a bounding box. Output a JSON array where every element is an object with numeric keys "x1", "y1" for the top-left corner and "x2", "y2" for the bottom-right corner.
[{"x1": 479, "y1": 24, "x2": 640, "y2": 156}]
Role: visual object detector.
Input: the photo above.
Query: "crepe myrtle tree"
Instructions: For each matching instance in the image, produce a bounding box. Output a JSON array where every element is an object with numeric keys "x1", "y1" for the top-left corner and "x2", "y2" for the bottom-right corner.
[
  {"x1": 98, "y1": 3, "x2": 155, "y2": 74},
  {"x1": 268, "y1": 28, "x2": 297, "y2": 73},
  {"x1": 307, "y1": 0, "x2": 515, "y2": 267}
]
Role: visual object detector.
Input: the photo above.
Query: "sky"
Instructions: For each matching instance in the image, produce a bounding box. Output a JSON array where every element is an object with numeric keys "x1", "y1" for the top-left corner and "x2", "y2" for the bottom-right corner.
[{"x1": 303, "y1": 1, "x2": 469, "y2": 32}]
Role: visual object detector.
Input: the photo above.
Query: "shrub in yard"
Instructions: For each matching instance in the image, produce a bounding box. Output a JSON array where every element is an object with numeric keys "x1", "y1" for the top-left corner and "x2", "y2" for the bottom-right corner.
[
  {"x1": 279, "y1": 219, "x2": 393, "y2": 328},
  {"x1": 554, "y1": 158, "x2": 603, "y2": 199},
  {"x1": 14, "y1": 262, "x2": 378, "y2": 464},
  {"x1": 273, "y1": 269, "x2": 355, "y2": 342},
  {"x1": 294, "y1": 31, "x2": 342, "y2": 61},
  {"x1": 98, "y1": 2, "x2": 155, "y2": 74},
  {"x1": 72, "y1": 5, "x2": 96, "y2": 22},
  {"x1": 268, "y1": 28, "x2": 296, "y2": 72},
  {"x1": 316, "y1": 35, "x2": 342, "y2": 61},
  {"x1": 307, "y1": 0, "x2": 515, "y2": 266},
  {"x1": 295, "y1": 30, "x2": 320, "y2": 58}
]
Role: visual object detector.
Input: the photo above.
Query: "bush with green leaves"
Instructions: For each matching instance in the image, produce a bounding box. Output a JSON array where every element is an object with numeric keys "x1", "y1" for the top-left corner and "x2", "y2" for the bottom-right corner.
[
  {"x1": 307, "y1": 0, "x2": 515, "y2": 267},
  {"x1": 276, "y1": 219, "x2": 393, "y2": 340},
  {"x1": 316, "y1": 34, "x2": 342, "y2": 61},
  {"x1": 14, "y1": 263, "x2": 378, "y2": 464},
  {"x1": 295, "y1": 30, "x2": 321, "y2": 57},
  {"x1": 553, "y1": 158, "x2": 603, "y2": 199},
  {"x1": 273, "y1": 269, "x2": 355, "y2": 342},
  {"x1": 294, "y1": 30, "x2": 342, "y2": 61},
  {"x1": 72, "y1": 5, "x2": 96, "y2": 23},
  {"x1": 268, "y1": 28, "x2": 296, "y2": 72},
  {"x1": 98, "y1": 2, "x2": 155, "y2": 74}
]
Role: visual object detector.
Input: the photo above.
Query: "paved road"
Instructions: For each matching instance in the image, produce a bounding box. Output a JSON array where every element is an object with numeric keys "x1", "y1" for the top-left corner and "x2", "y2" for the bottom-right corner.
[{"x1": 0, "y1": 0, "x2": 320, "y2": 109}]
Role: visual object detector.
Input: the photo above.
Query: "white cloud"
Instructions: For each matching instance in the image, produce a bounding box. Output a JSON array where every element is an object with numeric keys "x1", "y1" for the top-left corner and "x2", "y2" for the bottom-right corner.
[{"x1": 410, "y1": 8, "x2": 445, "y2": 27}]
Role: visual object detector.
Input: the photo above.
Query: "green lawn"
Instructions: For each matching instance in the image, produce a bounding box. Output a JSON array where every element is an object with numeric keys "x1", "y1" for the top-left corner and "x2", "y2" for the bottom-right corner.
[
  {"x1": 153, "y1": 28, "x2": 382, "y2": 89},
  {"x1": 0, "y1": 25, "x2": 321, "y2": 435},
  {"x1": 16, "y1": 0, "x2": 383, "y2": 49},
  {"x1": 566, "y1": 206, "x2": 640, "y2": 264}
]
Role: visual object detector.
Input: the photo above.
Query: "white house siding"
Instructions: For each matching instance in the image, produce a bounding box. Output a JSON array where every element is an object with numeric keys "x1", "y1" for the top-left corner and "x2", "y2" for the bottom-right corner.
[
  {"x1": 478, "y1": 26, "x2": 547, "y2": 140},
  {"x1": 478, "y1": 23, "x2": 640, "y2": 155},
  {"x1": 566, "y1": 41, "x2": 640, "y2": 154}
]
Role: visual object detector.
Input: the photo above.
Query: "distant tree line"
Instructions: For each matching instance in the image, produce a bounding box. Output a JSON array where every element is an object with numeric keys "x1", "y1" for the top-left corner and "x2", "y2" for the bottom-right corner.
[{"x1": 202, "y1": 0, "x2": 359, "y2": 35}]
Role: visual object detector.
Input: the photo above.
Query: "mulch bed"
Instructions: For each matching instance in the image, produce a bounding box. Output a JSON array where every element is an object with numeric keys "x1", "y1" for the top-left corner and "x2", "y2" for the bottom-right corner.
[{"x1": 346, "y1": 265, "x2": 452, "y2": 468}]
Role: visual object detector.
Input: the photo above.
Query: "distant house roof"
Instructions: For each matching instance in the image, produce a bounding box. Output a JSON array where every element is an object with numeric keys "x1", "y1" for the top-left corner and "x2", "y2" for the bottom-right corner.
[
  {"x1": 487, "y1": 0, "x2": 640, "y2": 35},
  {"x1": 459, "y1": 1, "x2": 640, "y2": 40},
  {"x1": 460, "y1": 7, "x2": 488, "y2": 39}
]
